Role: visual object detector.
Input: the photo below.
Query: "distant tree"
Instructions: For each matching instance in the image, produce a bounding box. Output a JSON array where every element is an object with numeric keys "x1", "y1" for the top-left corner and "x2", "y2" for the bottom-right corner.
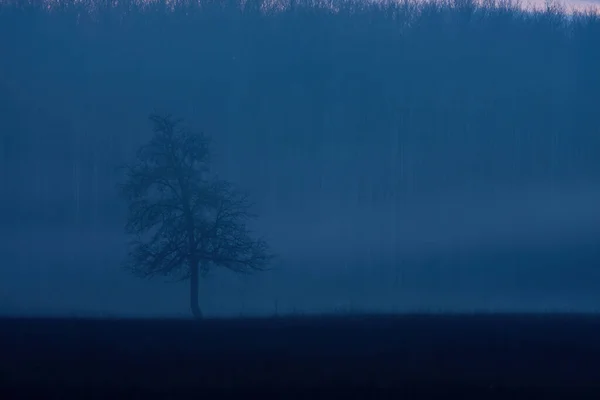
[{"x1": 118, "y1": 113, "x2": 272, "y2": 319}]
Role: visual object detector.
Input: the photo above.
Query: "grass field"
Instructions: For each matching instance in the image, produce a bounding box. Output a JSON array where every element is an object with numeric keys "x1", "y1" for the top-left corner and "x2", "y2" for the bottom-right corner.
[{"x1": 2, "y1": 313, "x2": 600, "y2": 397}]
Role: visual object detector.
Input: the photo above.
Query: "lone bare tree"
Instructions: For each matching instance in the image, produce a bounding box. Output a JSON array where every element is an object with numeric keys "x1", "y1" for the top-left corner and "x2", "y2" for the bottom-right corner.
[{"x1": 119, "y1": 113, "x2": 272, "y2": 318}]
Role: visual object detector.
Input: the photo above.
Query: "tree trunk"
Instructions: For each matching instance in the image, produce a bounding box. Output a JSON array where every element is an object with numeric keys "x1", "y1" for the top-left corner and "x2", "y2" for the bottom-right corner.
[{"x1": 189, "y1": 261, "x2": 203, "y2": 319}]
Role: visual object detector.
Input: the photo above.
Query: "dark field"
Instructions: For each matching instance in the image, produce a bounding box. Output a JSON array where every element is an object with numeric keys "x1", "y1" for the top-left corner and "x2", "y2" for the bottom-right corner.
[{"x1": 2, "y1": 314, "x2": 600, "y2": 398}]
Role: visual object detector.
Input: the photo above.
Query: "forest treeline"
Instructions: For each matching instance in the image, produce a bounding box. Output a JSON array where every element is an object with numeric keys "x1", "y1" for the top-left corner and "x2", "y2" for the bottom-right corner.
[{"x1": 0, "y1": 0, "x2": 599, "y2": 229}]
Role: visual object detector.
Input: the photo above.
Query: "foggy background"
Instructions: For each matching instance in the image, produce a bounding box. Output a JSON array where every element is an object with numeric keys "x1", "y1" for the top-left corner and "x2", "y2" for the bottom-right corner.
[{"x1": 1, "y1": 0, "x2": 600, "y2": 317}]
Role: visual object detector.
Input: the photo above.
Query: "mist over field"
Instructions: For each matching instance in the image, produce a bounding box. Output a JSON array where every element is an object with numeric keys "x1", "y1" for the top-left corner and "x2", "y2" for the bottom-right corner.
[{"x1": 1, "y1": 0, "x2": 599, "y2": 317}]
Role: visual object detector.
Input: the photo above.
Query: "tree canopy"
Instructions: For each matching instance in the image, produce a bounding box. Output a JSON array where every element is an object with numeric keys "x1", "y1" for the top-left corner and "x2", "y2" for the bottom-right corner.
[{"x1": 119, "y1": 113, "x2": 272, "y2": 317}]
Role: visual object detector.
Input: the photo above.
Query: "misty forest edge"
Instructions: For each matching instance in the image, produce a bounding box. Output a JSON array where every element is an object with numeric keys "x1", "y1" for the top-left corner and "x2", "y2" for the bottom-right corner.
[{"x1": 1, "y1": 0, "x2": 597, "y2": 318}]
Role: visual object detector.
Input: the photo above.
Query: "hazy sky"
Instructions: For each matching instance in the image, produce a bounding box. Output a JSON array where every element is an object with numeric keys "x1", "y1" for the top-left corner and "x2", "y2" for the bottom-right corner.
[{"x1": 35, "y1": 0, "x2": 600, "y2": 12}]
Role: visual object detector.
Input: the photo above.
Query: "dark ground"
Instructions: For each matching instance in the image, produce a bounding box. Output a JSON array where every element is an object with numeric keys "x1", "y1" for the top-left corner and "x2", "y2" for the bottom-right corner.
[{"x1": 2, "y1": 314, "x2": 600, "y2": 398}]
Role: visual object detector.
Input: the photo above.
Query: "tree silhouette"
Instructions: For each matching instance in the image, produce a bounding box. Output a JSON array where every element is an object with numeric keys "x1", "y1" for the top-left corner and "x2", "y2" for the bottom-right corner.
[{"x1": 119, "y1": 113, "x2": 272, "y2": 318}]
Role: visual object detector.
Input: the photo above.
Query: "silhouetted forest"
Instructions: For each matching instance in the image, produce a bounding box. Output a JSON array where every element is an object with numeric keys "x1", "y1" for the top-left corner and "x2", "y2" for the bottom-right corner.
[{"x1": 2, "y1": 0, "x2": 599, "y2": 228}]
